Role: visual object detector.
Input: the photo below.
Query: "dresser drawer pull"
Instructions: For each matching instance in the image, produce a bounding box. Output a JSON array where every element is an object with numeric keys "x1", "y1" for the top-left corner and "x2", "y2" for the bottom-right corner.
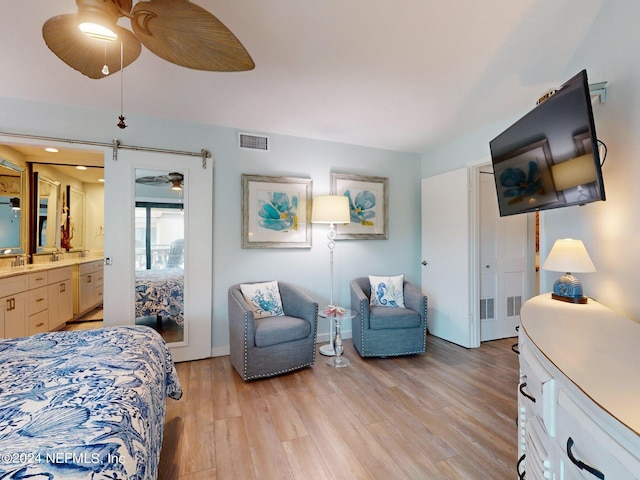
[
  {"x1": 6, "y1": 298, "x2": 15, "y2": 311},
  {"x1": 36, "y1": 298, "x2": 45, "y2": 302},
  {"x1": 60, "y1": 283, "x2": 65, "y2": 293},
  {"x1": 519, "y1": 382, "x2": 536, "y2": 403},
  {"x1": 35, "y1": 277, "x2": 45, "y2": 281},
  {"x1": 516, "y1": 453, "x2": 526, "y2": 479},
  {"x1": 567, "y1": 437, "x2": 605, "y2": 479},
  {"x1": 35, "y1": 322, "x2": 45, "y2": 328}
]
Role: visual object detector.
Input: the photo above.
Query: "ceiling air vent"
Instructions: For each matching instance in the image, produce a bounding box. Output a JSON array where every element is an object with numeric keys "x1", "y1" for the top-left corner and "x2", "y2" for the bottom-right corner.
[{"x1": 239, "y1": 132, "x2": 270, "y2": 151}]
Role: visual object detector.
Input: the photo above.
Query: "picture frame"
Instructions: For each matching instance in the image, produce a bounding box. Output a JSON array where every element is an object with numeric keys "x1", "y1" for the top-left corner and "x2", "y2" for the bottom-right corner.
[
  {"x1": 492, "y1": 138, "x2": 558, "y2": 216},
  {"x1": 242, "y1": 174, "x2": 312, "y2": 248},
  {"x1": 331, "y1": 172, "x2": 388, "y2": 240},
  {"x1": 573, "y1": 130, "x2": 592, "y2": 156}
]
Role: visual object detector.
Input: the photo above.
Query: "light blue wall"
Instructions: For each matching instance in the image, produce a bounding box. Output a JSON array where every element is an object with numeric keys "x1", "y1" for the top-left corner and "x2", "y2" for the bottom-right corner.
[
  {"x1": 0, "y1": 97, "x2": 422, "y2": 352},
  {"x1": 421, "y1": 1, "x2": 640, "y2": 321}
]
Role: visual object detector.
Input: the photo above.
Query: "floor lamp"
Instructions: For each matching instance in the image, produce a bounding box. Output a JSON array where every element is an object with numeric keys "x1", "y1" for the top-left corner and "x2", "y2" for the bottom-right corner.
[{"x1": 311, "y1": 195, "x2": 351, "y2": 356}]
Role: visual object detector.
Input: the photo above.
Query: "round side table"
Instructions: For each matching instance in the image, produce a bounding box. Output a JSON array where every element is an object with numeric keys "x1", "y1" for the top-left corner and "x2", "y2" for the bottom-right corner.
[{"x1": 320, "y1": 306, "x2": 356, "y2": 368}]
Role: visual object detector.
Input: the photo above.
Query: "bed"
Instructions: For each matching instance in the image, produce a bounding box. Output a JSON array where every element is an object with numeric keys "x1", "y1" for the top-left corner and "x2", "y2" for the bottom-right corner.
[
  {"x1": 135, "y1": 268, "x2": 184, "y2": 327},
  {"x1": 0, "y1": 325, "x2": 182, "y2": 479}
]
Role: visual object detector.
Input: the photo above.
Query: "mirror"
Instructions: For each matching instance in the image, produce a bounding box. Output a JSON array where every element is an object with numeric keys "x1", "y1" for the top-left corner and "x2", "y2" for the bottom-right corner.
[
  {"x1": 34, "y1": 172, "x2": 61, "y2": 252},
  {"x1": 134, "y1": 168, "x2": 185, "y2": 344},
  {"x1": 0, "y1": 157, "x2": 25, "y2": 254}
]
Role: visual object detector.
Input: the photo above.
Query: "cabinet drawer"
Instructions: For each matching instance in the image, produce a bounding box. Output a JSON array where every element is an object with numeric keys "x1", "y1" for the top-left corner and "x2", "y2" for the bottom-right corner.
[
  {"x1": 557, "y1": 389, "x2": 640, "y2": 479},
  {"x1": 524, "y1": 417, "x2": 554, "y2": 480},
  {"x1": 520, "y1": 343, "x2": 555, "y2": 436},
  {"x1": 48, "y1": 266, "x2": 72, "y2": 283},
  {"x1": 28, "y1": 286, "x2": 48, "y2": 314},
  {"x1": 28, "y1": 310, "x2": 48, "y2": 335},
  {"x1": 0, "y1": 275, "x2": 29, "y2": 297},
  {"x1": 28, "y1": 272, "x2": 49, "y2": 289},
  {"x1": 78, "y1": 261, "x2": 102, "y2": 276}
]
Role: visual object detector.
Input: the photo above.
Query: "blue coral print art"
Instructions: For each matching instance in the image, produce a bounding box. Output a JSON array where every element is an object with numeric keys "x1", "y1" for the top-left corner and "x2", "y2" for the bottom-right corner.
[
  {"x1": 331, "y1": 173, "x2": 388, "y2": 239},
  {"x1": 258, "y1": 192, "x2": 299, "y2": 232},
  {"x1": 344, "y1": 189, "x2": 376, "y2": 226},
  {"x1": 242, "y1": 175, "x2": 312, "y2": 248}
]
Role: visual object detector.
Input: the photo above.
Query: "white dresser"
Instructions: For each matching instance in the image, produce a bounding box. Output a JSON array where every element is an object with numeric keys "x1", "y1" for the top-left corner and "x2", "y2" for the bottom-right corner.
[
  {"x1": 0, "y1": 266, "x2": 73, "y2": 338},
  {"x1": 518, "y1": 294, "x2": 640, "y2": 479}
]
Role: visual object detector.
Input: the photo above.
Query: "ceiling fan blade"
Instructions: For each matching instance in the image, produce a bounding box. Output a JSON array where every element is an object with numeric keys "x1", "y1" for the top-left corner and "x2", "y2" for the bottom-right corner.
[
  {"x1": 131, "y1": 0, "x2": 254, "y2": 72},
  {"x1": 136, "y1": 175, "x2": 171, "y2": 186},
  {"x1": 43, "y1": 14, "x2": 141, "y2": 79},
  {"x1": 112, "y1": 0, "x2": 134, "y2": 15}
]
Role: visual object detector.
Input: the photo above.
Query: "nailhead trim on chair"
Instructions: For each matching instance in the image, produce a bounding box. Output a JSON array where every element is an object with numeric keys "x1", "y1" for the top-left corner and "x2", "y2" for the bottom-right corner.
[
  {"x1": 241, "y1": 303, "x2": 319, "y2": 381},
  {"x1": 243, "y1": 311, "x2": 250, "y2": 380}
]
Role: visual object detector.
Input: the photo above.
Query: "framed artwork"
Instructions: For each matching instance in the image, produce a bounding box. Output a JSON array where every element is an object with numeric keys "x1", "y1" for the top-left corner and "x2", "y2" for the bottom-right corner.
[
  {"x1": 493, "y1": 138, "x2": 558, "y2": 216},
  {"x1": 242, "y1": 174, "x2": 312, "y2": 248},
  {"x1": 573, "y1": 130, "x2": 592, "y2": 156},
  {"x1": 331, "y1": 172, "x2": 388, "y2": 240}
]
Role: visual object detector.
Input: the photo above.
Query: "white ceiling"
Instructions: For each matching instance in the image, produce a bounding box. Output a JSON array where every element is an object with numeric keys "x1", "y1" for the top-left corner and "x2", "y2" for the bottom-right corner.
[{"x1": 0, "y1": 0, "x2": 605, "y2": 154}]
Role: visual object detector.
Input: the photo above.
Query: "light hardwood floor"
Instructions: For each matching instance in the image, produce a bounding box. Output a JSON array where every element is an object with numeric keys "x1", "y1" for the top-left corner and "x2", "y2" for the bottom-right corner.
[{"x1": 159, "y1": 335, "x2": 519, "y2": 480}]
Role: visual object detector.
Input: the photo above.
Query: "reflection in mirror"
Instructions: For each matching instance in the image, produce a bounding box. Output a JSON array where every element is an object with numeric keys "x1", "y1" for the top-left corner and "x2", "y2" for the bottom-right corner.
[
  {"x1": 34, "y1": 172, "x2": 61, "y2": 252},
  {"x1": 134, "y1": 169, "x2": 185, "y2": 344},
  {"x1": 0, "y1": 158, "x2": 25, "y2": 254},
  {"x1": 64, "y1": 186, "x2": 86, "y2": 251}
]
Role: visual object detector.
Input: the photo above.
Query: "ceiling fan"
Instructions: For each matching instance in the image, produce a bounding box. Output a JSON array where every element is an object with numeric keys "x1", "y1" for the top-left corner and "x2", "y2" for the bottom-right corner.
[
  {"x1": 136, "y1": 172, "x2": 184, "y2": 190},
  {"x1": 42, "y1": 0, "x2": 255, "y2": 79}
]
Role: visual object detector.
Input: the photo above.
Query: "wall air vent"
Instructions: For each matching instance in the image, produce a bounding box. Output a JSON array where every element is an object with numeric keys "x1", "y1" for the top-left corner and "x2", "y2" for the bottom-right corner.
[{"x1": 238, "y1": 132, "x2": 270, "y2": 151}]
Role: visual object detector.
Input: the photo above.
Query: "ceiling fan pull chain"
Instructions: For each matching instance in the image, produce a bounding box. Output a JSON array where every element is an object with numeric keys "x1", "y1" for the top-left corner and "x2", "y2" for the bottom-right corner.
[{"x1": 117, "y1": 40, "x2": 128, "y2": 129}]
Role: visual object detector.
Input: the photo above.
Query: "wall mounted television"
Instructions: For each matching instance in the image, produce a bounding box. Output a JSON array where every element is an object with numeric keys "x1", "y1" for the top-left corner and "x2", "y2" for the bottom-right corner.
[{"x1": 489, "y1": 69, "x2": 605, "y2": 217}]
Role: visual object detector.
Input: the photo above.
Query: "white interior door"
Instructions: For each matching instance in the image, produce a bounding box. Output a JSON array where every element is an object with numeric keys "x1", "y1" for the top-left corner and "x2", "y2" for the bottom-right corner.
[
  {"x1": 104, "y1": 150, "x2": 212, "y2": 362},
  {"x1": 421, "y1": 168, "x2": 476, "y2": 348},
  {"x1": 478, "y1": 165, "x2": 529, "y2": 341}
]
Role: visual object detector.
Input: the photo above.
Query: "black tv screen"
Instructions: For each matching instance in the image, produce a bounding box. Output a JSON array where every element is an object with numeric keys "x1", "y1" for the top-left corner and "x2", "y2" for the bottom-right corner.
[{"x1": 489, "y1": 70, "x2": 605, "y2": 217}]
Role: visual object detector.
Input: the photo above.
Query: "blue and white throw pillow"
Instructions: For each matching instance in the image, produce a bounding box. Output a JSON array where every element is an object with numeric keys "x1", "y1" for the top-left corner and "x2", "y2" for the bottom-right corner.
[
  {"x1": 240, "y1": 281, "x2": 285, "y2": 318},
  {"x1": 369, "y1": 274, "x2": 405, "y2": 308}
]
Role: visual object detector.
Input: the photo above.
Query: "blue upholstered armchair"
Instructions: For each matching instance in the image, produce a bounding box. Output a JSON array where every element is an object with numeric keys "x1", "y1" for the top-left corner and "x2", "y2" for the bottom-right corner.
[
  {"x1": 350, "y1": 277, "x2": 428, "y2": 357},
  {"x1": 228, "y1": 281, "x2": 318, "y2": 381}
]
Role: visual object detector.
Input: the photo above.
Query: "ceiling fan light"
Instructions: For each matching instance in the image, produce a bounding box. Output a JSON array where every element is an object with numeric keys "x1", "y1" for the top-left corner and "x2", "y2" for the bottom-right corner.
[{"x1": 79, "y1": 21, "x2": 117, "y2": 41}]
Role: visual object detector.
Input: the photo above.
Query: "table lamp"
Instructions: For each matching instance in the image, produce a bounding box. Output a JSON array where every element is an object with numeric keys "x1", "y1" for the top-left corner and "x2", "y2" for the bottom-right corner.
[
  {"x1": 542, "y1": 238, "x2": 596, "y2": 304},
  {"x1": 311, "y1": 195, "x2": 350, "y2": 355}
]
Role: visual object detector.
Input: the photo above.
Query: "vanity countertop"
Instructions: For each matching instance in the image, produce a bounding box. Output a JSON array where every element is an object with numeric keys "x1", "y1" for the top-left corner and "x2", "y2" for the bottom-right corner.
[{"x1": 0, "y1": 257, "x2": 104, "y2": 280}]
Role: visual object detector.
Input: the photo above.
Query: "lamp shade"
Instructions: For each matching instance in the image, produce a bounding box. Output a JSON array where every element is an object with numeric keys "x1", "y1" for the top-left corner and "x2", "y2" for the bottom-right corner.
[
  {"x1": 542, "y1": 238, "x2": 596, "y2": 273},
  {"x1": 311, "y1": 195, "x2": 350, "y2": 224}
]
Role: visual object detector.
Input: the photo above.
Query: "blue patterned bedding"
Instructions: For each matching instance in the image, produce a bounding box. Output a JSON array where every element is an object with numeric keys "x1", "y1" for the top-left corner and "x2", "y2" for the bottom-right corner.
[
  {"x1": 136, "y1": 268, "x2": 184, "y2": 327},
  {"x1": 0, "y1": 326, "x2": 182, "y2": 479}
]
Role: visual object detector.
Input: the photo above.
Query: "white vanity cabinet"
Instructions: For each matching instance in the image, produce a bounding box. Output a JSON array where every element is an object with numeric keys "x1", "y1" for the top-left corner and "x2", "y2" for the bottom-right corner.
[
  {"x1": 0, "y1": 275, "x2": 29, "y2": 338},
  {"x1": 518, "y1": 294, "x2": 640, "y2": 479},
  {"x1": 0, "y1": 266, "x2": 74, "y2": 338},
  {"x1": 47, "y1": 267, "x2": 73, "y2": 331},
  {"x1": 75, "y1": 260, "x2": 103, "y2": 317}
]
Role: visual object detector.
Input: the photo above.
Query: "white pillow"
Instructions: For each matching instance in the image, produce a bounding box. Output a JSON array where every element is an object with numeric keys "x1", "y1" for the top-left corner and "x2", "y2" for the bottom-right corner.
[
  {"x1": 240, "y1": 281, "x2": 285, "y2": 319},
  {"x1": 369, "y1": 275, "x2": 405, "y2": 308}
]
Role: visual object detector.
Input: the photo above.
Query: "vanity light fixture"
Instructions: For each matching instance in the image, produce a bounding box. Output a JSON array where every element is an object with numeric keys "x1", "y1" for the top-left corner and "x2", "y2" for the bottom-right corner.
[
  {"x1": 76, "y1": 166, "x2": 88, "y2": 170},
  {"x1": 45, "y1": 147, "x2": 58, "y2": 153}
]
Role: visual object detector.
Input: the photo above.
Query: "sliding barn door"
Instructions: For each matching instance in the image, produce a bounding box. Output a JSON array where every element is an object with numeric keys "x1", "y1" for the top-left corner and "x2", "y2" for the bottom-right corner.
[{"x1": 104, "y1": 150, "x2": 213, "y2": 362}]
